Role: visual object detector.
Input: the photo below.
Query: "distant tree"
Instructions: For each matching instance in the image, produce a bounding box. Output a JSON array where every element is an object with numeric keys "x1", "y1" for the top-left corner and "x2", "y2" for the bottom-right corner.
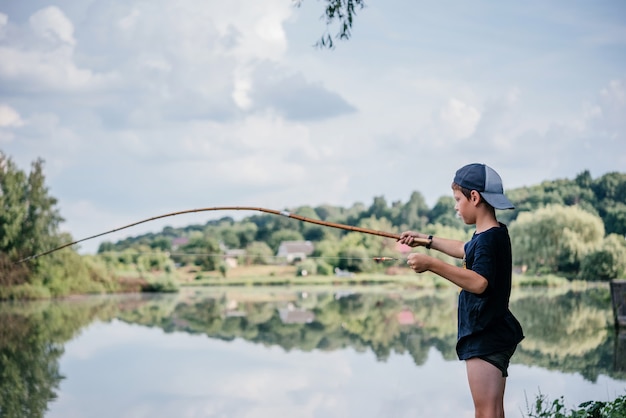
[
  {"x1": 344, "y1": 202, "x2": 367, "y2": 224},
  {"x1": 231, "y1": 221, "x2": 258, "y2": 248},
  {"x1": 337, "y1": 245, "x2": 370, "y2": 272},
  {"x1": 0, "y1": 153, "x2": 64, "y2": 284},
  {"x1": 314, "y1": 204, "x2": 346, "y2": 222},
  {"x1": 592, "y1": 172, "x2": 626, "y2": 202},
  {"x1": 219, "y1": 228, "x2": 241, "y2": 249},
  {"x1": 294, "y1": 205, "x2": 327, "y2": 241},
  {"x1": 510, "y1": 205, "x2": 605, "y2": 276},
  {"x1": 136, "y1": 251, "x2": 174, "y2": 273},
  {"x1": 150, "y1": 237, "x2": 172, "y2": 252},
  {"x1": 244, "y1": 242, "x2": 274, "y2": 265},
  {"x1": 429, "y1": 196, "x2": 465, "y2": 228},
  {"x1": 355, "y1": 216, "x2": 396, "y2": 256},
  {"x1": 98, "y1": 241, "x2": 115, "y2": 253},
  {"x1": 603, "y1": 203, "x2": 626, "y2": 236},
  {"x1": 396, "y1": 191, "x2": 430, "y2": 230},
  {"x1": 575, "y1": 170, "x2": 593, "y2": 189},
  {"x1": 312, "y1": 238, "x2": 341, "y2": 266},
  {"x1": 366, "y1": 196, "x2": 391, "y2": 220},
  {"x1": 177, "y1": 236, "x2": 221, "y2": 271},
  {"x1": 579, "y1": 234, "x2": 626, "y2": 281}
]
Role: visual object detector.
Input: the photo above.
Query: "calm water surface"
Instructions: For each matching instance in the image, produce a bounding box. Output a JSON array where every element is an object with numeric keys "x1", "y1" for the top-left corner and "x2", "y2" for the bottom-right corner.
[{"x1": 1, "y1": 286, "x2": 625, "y2": 418}]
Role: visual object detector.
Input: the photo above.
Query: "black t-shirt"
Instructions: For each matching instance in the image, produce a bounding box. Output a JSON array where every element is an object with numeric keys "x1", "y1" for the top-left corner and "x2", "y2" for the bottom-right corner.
[{"x1": 456, "y1": 223, "x2": 524, "y2": 360}]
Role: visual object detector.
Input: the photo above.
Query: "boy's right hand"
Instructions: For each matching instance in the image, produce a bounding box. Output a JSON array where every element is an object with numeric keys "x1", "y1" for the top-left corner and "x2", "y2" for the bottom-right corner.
[{"x1": 398, "y1": 231, "x2": 427, "y2": 247}]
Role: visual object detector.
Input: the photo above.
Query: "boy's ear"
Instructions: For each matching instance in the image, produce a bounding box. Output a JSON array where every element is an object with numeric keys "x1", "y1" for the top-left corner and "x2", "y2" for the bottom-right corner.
[{"x1": 470, "y1": 190, "x2": 482, "y2": 206}]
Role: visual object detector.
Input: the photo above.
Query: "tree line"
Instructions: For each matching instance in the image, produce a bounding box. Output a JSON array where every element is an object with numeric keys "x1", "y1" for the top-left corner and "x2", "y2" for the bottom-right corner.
[
  {"x1": 1, "y1": 149, "x2": 626, "y2": 299},
  {"x1": 100, "y1": 169, "x2": 626, "y2": 281}
]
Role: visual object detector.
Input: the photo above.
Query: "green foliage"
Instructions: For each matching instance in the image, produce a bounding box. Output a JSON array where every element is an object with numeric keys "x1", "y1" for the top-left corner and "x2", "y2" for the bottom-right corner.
[
  {"x1": 0, "y1": 283, "x2": 51, "y2": 300},
  {"x1": 579, "y1": 234, "x2": 626, "y2": 281},
  {"x1": 219, "y1": 263, "x2": 228, "y2": 278},
  {"x1": 294, "y1": 0, "x2": 367, "y2": 49},
  {"x1": 3, "y1": 146, "x2": 623, "y2": 288},
  {"x1": 602, "y1": 202, "x2": 626, "y2": 236},
  {"x1": 176, "y1": 235, "x2": 221, "y2": 271},
  {"x1": 244, "y1": 241, "x2": 274, "y2": 265},
  {"x1": 142, "y1": 277, "x2": 179, "y2": 293},
  {"x1": 315, "y1": 259, "x2": 333, "y2": 275},
  {"x1": 296, "y1": 259, "x2": 318, "y2": 276},
  {"x1": 0, "y1": 152, "x2": 116, "y2": 296},
  {"x1": 429, "y1": 196, "x2": 466, "y2": 228},
  {"x1": 0, "y1": 154, "x2": 64, "y2": 281},
  {"x1": 0, "y1": 287, "x2": 622, "y2": 415},
  {"x1": 525, "y1": 391, "x2": 626, "y2": 418},
  {"x1": 395, "y1": 191, "x2": 430, "y2": 230},
  {"x1": 510, "y1": 205, "x2": 605, "y2": 276},
  {"x1": 0, "y1": 298, "x2": 122, "y2": 417},
  {"x1": 337, "y1": 246, "x2": 371, "y2": 272},
  {"x1": 90, "y1": 168, "x2": 624, "y2": 280}
]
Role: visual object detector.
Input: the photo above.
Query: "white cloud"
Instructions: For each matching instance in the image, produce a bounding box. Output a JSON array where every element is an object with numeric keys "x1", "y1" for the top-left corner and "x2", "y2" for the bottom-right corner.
[
  {"x1": 0, "y1": 104, "x2": 23, "y2": 128},
  {"x1": 596, "y1": 78, "x2": 626, "y2": 132},
  {"x1": 439, "y1": 98, "x2": 481, "y2": 140},
  {"x1": 0, "y1": 0, "x2": 624, "y2": 251},
  {"x1": 0, "y1": 7, "x2": 112, "y2": 92},
  {"x1": 29, "y1": 6, "x2": 76, "y2": 46}
]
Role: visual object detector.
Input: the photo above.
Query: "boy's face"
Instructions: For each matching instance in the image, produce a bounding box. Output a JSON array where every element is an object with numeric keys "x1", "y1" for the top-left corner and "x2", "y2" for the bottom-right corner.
[{"x1": 453, "y1": 188, "x2": 477, "y2": 225}]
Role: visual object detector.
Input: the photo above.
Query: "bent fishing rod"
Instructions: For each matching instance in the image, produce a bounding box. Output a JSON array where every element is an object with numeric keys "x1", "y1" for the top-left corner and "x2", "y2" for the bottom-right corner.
[{"x1": 14, "y1": 206, "x2": 430, "y2": 264}]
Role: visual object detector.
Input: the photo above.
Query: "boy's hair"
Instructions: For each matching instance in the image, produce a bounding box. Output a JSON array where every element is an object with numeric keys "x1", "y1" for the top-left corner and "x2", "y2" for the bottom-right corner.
[
  {"x1": 451, "y1": 182, "x2": 472, "y2": 200},
  {"x1": 451, "y1": 182, "x2": 495, "y2": 210}
]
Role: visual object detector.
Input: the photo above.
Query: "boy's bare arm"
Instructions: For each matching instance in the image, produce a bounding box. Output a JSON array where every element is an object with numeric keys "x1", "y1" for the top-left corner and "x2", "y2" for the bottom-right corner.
[
  {"x1": 398, "y1": 231, "x2": 465, "y2": 259},
  {"x1": 407, "y1": 254, "x2": 488, "y2": 294}
]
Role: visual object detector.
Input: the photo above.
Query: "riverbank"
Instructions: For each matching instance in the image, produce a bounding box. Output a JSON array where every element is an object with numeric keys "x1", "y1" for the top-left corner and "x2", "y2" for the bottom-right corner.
[{"x1": 0, "y1": 262, "x2": 603, "y2": 301}]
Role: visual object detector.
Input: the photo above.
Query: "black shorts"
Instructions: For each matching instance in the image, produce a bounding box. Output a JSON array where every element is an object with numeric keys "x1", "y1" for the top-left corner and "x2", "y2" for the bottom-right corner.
[{"x1": 476, "y1": 346, "x2": 517, "y2": 377}]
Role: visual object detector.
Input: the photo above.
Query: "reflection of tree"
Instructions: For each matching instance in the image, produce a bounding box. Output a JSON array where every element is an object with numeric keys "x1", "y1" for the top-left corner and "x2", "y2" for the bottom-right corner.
[
  {"x1": 0, "y1": 296, "x2": 157, "y2": 418},
  {"x1": 120, "y1": 291, "x2": 460, "y2": 367},
  {"x1": 0, "y1": 313, "x2": 63, "y2": 418},
  {"x1": 511, "y1": 288, "x2": 620, "y2": 382},
  {"x1": 116, "y1": 287, "x2": 620, "y2": 382},
  {"x1": 0, "y1": 286, "x2": 620, "y2": 418}
]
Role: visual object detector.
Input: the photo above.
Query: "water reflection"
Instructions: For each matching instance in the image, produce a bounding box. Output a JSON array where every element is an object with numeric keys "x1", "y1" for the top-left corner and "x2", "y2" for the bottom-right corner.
[{"x1": 0, "y1": 286, "x2": 624, "y2": 418}]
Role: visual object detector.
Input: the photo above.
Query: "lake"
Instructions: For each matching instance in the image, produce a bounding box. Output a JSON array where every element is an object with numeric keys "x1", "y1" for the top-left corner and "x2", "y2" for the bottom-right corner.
[{"x1": 1, "y1": 285, "x2": 625, "y2": 418}]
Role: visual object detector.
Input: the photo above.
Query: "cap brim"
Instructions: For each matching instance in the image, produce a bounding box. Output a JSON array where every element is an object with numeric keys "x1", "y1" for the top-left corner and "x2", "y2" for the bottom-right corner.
[{"x1": 480, "y1": 192, "x2": 515, "y2": 210}]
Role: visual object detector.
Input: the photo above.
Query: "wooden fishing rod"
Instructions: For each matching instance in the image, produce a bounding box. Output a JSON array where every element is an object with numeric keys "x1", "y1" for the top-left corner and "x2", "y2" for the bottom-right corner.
[{"x1": 14, "y1": 206, "x2": 430, "y2": 264}]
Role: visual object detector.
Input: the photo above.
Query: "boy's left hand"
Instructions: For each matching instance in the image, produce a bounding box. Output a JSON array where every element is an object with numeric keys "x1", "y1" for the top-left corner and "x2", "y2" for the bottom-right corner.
[{"x1": 407, "y1": 253, "x2": 431, "y2": 273}]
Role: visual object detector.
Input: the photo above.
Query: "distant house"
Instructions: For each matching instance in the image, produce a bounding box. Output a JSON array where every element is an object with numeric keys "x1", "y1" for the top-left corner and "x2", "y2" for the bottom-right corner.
[
  {"x1": 171, "y1": 237, "x2": 189, "y2": 250},
  {"x1": 219, "y1": 242, "x2": 246, "y2": 268},
  {"x1": 223, "y1": 249, "x2": 246, "y2": 268},
  {"x1": 276, "y1": 240, "x2": 314, "y2": 263}
]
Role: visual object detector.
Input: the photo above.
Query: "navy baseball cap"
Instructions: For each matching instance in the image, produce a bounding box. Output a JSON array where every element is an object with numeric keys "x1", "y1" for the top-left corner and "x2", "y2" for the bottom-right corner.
[{"x1": 453, "y1": 163, "x2": 515, "y2": 210}]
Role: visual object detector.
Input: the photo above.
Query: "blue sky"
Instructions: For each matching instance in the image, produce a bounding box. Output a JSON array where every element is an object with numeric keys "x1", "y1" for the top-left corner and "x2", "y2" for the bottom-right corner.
[{"x1": 0, "y1": 1, "x2": 625, "y2": 253}]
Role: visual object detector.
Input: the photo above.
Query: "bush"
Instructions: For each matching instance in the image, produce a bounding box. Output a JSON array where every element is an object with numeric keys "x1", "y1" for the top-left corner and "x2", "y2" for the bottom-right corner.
[
  {"x1": 0, "y1": 283, "x2": 51, "y2": 300},
  {"x1": 579, "y1": 234, "x2": 626, "y2": 281},
  {"x1": 142, "y1": 278, "x2": 179, "y2": 293},
  {"x1": 296, "y1": 259, "x2": 317, "y2": 276},
  {"x1": 316, "y1": 260, "x2": 333, "y2": 276},
  {"x1": 525, "y1": 391, "x2": 626, "y2": 418}
]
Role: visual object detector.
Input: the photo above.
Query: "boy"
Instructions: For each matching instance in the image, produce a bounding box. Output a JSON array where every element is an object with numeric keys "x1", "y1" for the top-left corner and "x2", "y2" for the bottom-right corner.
[{"x1": 398, "y1": 163, "x2": 524, "y2": 418}]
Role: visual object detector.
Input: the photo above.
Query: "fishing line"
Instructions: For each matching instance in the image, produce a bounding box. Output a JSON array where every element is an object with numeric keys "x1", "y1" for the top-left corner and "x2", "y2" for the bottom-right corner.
[{"x1": 97, "y1": 251, "x2": 403, "y2": 263}]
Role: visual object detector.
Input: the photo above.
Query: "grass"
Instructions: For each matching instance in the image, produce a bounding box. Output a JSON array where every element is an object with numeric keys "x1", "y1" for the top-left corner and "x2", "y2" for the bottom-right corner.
[{"x1": 525, "y1": 391, "x2": 626, "y2": 417}]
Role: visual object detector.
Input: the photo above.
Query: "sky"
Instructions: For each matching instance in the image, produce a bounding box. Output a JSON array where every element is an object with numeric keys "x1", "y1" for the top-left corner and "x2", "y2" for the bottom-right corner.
[{"x1": 0, "y1": 0, "x2": 625, "y2": 253}]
